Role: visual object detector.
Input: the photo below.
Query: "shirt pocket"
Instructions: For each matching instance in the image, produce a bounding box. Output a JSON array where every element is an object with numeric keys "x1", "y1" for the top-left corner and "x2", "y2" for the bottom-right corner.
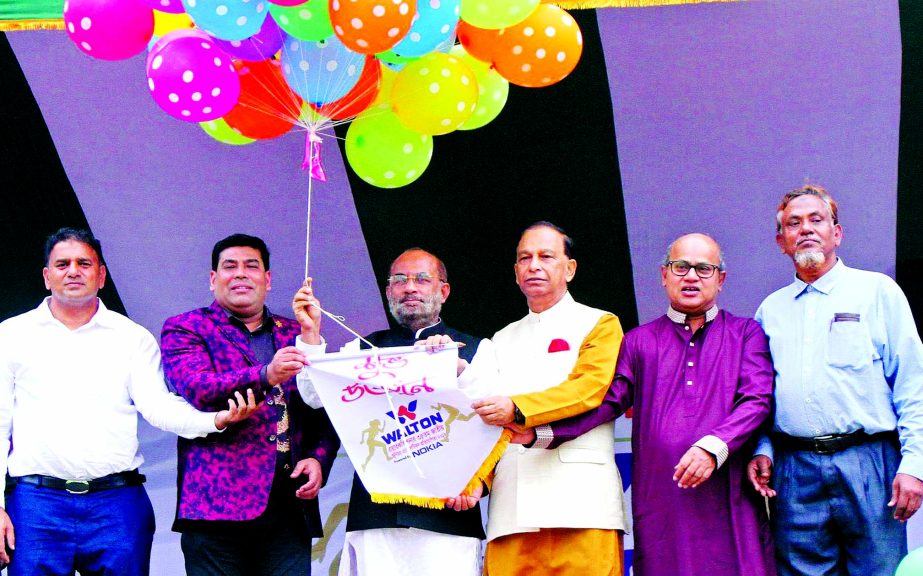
[{"x1": 825, "y1": 318, "x2": 874, "y2": 370}]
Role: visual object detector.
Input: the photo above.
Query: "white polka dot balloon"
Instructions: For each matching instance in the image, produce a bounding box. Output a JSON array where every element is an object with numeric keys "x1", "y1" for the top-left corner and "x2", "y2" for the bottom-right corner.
[
  {"x1": 391, "y1": 51, "x2": 478, "y2": 135},
  {"x1": 146, "y1": 29, "x2": 241, "y2": 122},
  {"x1": 64, "y1": 0, "x2": 155, "y2": 61},
  {"x1": 493, "y1": 3, "x2": 583, "y2": 88},
  {"x1": 390, "y1": 0, "x2": 460, "y2": 58},
  {"x1": 329, "y1": 0, "x2": 417, "y2": 55},
  {"x1": 137, "y1": 0, "x2": 185, "y2": 14},
  {"x1": 280, "y1": 34, "x2": 367, "y2": 105},
  {"x1": 181, "y1": 0, "x2": 269, "y2": 41}
]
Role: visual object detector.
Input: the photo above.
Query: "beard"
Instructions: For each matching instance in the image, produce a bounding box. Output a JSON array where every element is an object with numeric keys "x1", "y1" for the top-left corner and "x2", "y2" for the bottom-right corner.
[
  {"x1": 793, "y1": 250, "x2": 826, "y2": 269},
  {"x1": 388, "y1": 292, "x2": 443, "y2": 330}
]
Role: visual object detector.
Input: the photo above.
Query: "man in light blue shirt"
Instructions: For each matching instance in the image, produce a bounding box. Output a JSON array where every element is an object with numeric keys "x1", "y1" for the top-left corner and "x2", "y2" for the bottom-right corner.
[{"x1": 748, "y1": 184, "x2": 923, "y2": 576}]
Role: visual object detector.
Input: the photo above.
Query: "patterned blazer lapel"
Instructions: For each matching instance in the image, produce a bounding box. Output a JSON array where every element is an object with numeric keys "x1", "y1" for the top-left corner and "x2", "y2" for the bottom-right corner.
[{"x1": 206, "y1": 301, "x2": 259, "y2": 366}]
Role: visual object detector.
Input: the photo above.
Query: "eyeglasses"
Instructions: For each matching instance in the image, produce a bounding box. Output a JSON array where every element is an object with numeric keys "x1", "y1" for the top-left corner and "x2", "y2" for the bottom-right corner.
[
  {"x1": 665, "y1": 260, "x2": 722, "y2": 279},
  {"x1": 387, "y1": 272, "x2": 443, "y2": 286}
]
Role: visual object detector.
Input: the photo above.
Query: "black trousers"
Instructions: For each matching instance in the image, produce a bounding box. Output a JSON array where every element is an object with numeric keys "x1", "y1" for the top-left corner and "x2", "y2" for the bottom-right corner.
[{"x1": 180, "y1": 459, "x2": 313, "y2": 576}]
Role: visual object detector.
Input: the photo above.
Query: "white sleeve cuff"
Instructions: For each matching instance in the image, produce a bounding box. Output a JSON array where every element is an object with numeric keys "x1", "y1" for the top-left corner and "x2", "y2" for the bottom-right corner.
[
  {"x1": 295, "y1": 336, "x2": 327, "y2": 355},
  {"x1": 532, "y1": 424, "x2": 554, "y2": 449},
  {"x1": 694, "y1": 434, "x2": 729, "y2": 469},
  {"x1": 295, "y1": 338, "x2": 327, "y2": 409}
]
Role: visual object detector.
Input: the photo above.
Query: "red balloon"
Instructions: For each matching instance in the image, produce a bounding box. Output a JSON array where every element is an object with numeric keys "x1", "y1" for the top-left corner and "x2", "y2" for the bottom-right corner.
[
  {"x1": 224, "y1": 59, "x2": 303, "y2": 140},
  {"x1": 312, "y1": 56, "x2": 381, "y2": 120},
  {"x1": 329, "y1": 0, "x2": 416, "y2": 55},
  {"x1": 456, "y1": 20, "x2": 499, "y2": 63}
]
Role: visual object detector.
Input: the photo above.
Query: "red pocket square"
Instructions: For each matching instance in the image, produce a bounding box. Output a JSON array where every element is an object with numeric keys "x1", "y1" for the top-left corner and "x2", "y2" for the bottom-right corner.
[{"x1": 547, "y1": 338, "x2": 570, "y2": 353}]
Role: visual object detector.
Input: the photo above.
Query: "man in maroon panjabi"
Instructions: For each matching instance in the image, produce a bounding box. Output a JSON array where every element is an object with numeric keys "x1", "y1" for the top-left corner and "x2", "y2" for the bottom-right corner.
[{"x1": 519, "y1": 233, "x2": 776, "y2": 575}]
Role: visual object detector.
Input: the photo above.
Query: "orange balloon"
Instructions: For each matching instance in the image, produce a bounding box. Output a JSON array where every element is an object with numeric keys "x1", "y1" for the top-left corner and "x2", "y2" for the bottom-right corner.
[
  {"x1": 456, "y1": 20, "x2": 500, "y2": 63},
  {"x1": 329, "y1": 0, "x2": 417, "y2": 55},
  {"x1": 224, "y1": 59, "x2": 303, "y2": 140},
  {"x1": 313, "y1": 56, "x2": 381, "y2": 120},
  {"x1": 492, "y1": 4, "x2": 582, "y2": 88}
]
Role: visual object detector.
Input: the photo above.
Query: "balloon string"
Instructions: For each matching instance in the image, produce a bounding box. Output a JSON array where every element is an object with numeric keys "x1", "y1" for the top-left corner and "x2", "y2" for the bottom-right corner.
[
  {"x1": 312, "y1": 302, "x2": 377, "y2": 349},
  {"x1": 311, "y1": 301, "x2": 428, "y2": 478},
  {"x1": 303, "y1": 131, "x2": 326, "y2": 279},
  {"x1": 304, "y1": 151, "x2": 313, "y2": 279}
]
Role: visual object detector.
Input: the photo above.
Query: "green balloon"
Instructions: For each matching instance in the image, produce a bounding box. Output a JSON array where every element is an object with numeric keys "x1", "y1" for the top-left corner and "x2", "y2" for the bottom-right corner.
[
  {"x1": 345, "y1": 108, "x2": 433, "y2": 189},
  {"x1": 200, "y1": 118, "x2": 256, "y2": 146},
  {"x1": 375, "y1": 49, "x2": 418, "y2": 66},
  {"x1": 897, "y1": 548, "x2": 923, "y2": 576},
  {"x1": 270, "y1": 0, "x2": 333, "y2": 42},
  {"x1": 460, "y1": 0, "x2": 538, "y2": 30},
  {"x1": 452, "y1": 45, "x2": 509, "y2": 131}
]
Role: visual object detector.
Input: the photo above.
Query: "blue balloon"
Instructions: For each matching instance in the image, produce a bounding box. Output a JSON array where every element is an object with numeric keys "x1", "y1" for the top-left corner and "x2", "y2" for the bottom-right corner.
[
  {"x1": 391, "y1": 0, "x2": 460, "y2": 58},
  {"x1": 280, "y1": 34, "x2": 366, "y2": 105},
  {"x1": 182, "y1": 0, "x2": 268, "y2": 41}
]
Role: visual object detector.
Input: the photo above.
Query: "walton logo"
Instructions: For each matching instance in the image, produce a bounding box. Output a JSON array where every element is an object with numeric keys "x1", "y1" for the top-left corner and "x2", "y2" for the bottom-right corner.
[{"x1": 386, "y1": 400, "x2": 417, "y2": 424}]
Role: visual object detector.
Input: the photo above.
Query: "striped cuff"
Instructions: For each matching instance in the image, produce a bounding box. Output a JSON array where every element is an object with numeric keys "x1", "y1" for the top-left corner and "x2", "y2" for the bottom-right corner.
[
  {"x1": 694, "y1": 435, "x2": 729, "y2": 469},
  {"x1": 532, "y1": 425, "x2": 554, "y2": 449}
]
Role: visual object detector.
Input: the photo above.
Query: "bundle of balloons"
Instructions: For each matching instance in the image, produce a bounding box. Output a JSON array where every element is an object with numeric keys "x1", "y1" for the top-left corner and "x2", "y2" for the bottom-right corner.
[{"x1": 63, "y1": 0, "x2": 584, "y2": 188}]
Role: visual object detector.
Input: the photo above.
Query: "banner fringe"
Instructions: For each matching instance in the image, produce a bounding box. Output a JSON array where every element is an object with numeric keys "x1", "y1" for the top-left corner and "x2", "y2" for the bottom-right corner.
[
  {"x1": 369, "y1": 429, "x2": 512, "y2": 509},
  {"x1": 545, "y1": 0, "x2": 743, "y2": 8},
  {"x1": 0, "y1": 19, "x2": 64, "y2": 31},
  {"x1": 369, "y1": 493, "x2": 448, "y2": 508},
  {"x1": 461, "y1": 428, "x2": 511, "y2": 496}
]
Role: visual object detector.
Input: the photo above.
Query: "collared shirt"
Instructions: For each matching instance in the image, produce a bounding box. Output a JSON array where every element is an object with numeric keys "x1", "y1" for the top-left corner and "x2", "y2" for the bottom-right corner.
[
  {"x1": 227, "y1": 309, "x2": 290, "y2": 454},
  {"x1": 755, "y1": 260, "x2": 923, "y2": 479},
  {"x1": 0, "y1": 298, "x2": 219, "y2": 505}
]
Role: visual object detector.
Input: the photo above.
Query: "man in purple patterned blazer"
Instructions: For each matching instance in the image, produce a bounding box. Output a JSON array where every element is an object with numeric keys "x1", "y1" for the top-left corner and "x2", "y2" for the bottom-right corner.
[{"x1": 161, "y1": 233, "x2": 339, "y2": 576}]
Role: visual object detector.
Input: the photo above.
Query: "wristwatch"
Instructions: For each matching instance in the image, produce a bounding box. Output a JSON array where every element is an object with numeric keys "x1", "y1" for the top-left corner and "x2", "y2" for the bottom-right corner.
[{"x1": 513, "y1": 404, "x2": 526, "y2": 425}]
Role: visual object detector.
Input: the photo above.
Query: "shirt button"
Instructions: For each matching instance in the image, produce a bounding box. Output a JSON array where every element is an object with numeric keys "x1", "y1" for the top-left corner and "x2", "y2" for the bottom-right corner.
[
  {"x1": 686, "y1": 380, "x2": 693, "y2": 386},
  {"x1": 283, "y1": 463, "x2": 292, "y2": 471},
  {"x1": 269, "y1": 434, "x2": 277, "y2": 442},
  {"x1": 687, "y1": 361, "x2": 694, "y2": 367},
  {"x1": 684, "y1": 326, "x2": 690, "y2": 331},
  {"x1": 267, "y1": 398, "x2": 275, "y2": 406},
  {"x1": 690, "y1": 342, "x2": 695, "y2": 347},
  {"x1": 518, "y1": 446, "x2": 526, "y2": 454}
]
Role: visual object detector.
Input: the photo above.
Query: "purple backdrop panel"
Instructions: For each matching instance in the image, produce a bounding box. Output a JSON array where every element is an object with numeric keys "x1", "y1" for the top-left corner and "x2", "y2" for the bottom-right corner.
[
  {"x1": 10, "y1": 31, "x2": 387, "y2": 575},
  {"x1": 8, "y1": 31, "x2": 387, "y2": 348},
  {"x1": 599, "y1": 0, "x2": 901, "y2": 323}
]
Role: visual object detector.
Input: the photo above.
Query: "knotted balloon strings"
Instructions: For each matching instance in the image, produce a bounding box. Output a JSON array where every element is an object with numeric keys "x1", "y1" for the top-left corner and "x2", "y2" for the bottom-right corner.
[{"x1": 302, "y1": 129, "x2": 324, "y2": 280}]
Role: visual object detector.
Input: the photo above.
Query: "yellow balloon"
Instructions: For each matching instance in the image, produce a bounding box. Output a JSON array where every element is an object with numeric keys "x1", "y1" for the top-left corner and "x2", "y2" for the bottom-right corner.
[
  {"x1": 391, "y1": 53, "x2": 479, "y2": 136},
  {"x1": 371, "y1": 65, "x2": 399, "y2": 107},
  {"x1": 153, "y1": 10, "x2": 194, "y2": 38}
]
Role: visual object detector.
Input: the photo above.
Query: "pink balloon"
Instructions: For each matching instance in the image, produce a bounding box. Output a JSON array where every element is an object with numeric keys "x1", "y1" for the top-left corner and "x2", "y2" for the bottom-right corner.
[
  {"x1": 138, "y1": 0, "x2": 185, "y2": 14},
  {"x1": 267, "y1": 0, "x2": 306, "y2": 6},
  {"x1": 146, "y1": 30, "x2": 241, "y2": 122},
  {"x1": 64, "y1": 0, "x2": 155, "y2": 61}
]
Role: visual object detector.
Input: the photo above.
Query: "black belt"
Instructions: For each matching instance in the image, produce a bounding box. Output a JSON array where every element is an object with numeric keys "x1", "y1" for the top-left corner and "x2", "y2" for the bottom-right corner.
[
  {"x1": 13, "y1": 470, "x2": 146, "y2": 494},
  {"x1": 773, "y1": 429, "x2": 898, "y2": 455}
]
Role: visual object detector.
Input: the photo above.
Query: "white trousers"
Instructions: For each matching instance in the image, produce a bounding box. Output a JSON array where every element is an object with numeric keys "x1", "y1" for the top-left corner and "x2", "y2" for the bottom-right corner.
[{"x1": 338, "y1": 528, "x2": 481, "y2": 576}]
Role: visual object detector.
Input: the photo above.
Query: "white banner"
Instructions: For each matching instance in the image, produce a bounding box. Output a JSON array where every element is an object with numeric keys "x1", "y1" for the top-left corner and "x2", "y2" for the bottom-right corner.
[{"x1": 302, "y1": 345, "x2": 505, "y2": 506}]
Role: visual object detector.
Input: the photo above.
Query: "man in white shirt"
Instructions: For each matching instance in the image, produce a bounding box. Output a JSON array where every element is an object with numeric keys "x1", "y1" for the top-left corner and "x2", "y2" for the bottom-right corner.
[{"x1": 0, "y1": 228, "x2": 256, "y2": 576}]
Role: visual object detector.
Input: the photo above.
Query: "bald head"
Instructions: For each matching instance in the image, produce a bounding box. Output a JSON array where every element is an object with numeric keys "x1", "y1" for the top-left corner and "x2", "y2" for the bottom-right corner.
[
  {"x1": 663, "y1": 234, "x2": 725, "y2": 271},
  {"x1": 385, "y1": 248, "x2": 451, "y2": 331},
  {"x1": 661, "y1": 233, "x2": 726, "y2": 317}
]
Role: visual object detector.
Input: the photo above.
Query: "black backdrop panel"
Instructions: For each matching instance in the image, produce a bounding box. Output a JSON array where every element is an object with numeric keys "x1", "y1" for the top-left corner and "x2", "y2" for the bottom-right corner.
[{"x1": 339, "y1": 10, "x2": 639, "y2": 339}]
